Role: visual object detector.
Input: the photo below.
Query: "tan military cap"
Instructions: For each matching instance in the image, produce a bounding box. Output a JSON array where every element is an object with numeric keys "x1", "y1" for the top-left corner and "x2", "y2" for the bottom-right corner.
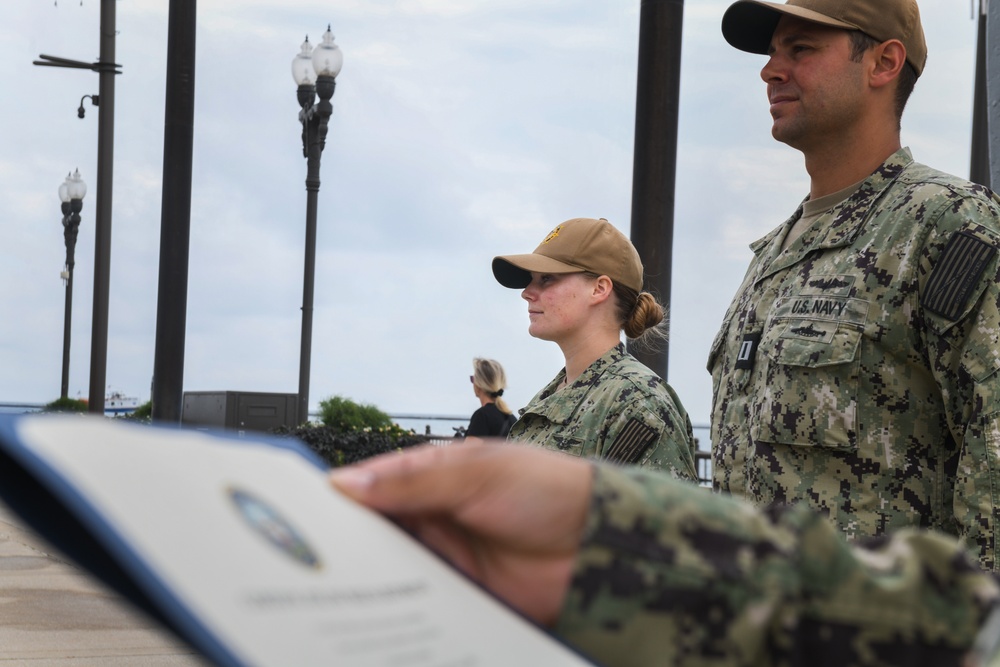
[
  {"x1": 721, "y1": 0, "x2": 927, "y2": 76},
  {"x1": 492, "y1": 217, "x2": 644, "y2": 293}
]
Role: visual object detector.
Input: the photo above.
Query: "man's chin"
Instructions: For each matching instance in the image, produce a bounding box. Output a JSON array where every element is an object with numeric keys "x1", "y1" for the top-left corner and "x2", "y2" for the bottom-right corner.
[{"x1": 770, "y1": 125, "x2": 804, "y2": 149}]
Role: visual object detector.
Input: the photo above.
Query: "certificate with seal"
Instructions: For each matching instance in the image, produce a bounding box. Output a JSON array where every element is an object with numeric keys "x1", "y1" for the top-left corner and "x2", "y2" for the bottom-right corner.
[{"x1": 0, "y1": 414, "x2": 598, "y2": 667}]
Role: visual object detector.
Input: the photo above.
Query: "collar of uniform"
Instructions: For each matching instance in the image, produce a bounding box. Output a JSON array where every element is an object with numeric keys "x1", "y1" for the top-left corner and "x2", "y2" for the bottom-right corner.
[
  {"x1": 751, "y1": 207, "x2": 803, "y2": 258},
  {"x1": 521, "y1": 343, "x2": 629, "y2": 421},
  {"x1": 750, "y1": 148, "x2": 912, "y2": 260},
  {"x1": 816, "y1": 147, "x2": 912, "y2": 247}
]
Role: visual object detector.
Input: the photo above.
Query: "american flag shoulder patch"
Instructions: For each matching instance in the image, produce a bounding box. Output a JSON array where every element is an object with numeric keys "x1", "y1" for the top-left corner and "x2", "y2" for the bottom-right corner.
[
  {"x1": 922, "y1": 231, "x2": 997, "y2": 321},
  {"x1": 603, "y1": 418, "x2": 658, "y2": 465}
]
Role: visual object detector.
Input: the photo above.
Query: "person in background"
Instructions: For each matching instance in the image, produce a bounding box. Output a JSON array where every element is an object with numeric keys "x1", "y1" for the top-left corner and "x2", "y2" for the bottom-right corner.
[
  {"x1": 709, "y1": 0, "x2": 1000, "y2": 571},
  {"x1": 330, "y1": 442, "x2": 1000, "y2": 667},
  {"x1": 464, "y1": 358, "x2": 517, "y2": 440},
  {"x1": 493, "y1": 217, "x2": 697, "y2": 479}
]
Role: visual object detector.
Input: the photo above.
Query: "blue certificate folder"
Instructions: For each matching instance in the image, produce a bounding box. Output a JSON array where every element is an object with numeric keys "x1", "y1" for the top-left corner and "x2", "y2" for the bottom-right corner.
[{"x1": 0, "y1": 414, "x2": 598, "y2": 667}]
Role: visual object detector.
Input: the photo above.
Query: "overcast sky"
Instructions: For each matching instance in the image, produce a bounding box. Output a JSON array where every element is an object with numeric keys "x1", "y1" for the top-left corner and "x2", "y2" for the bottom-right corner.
[{"x1": 0, "y1": 0, "x2": 981, "y2": 432}]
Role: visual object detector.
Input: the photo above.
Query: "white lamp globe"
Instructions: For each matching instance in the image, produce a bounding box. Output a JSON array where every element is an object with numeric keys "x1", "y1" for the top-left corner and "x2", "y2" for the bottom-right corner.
[
  {"x1": 292, "y1": 37, "x2": 316, "y2": 86},
  {"x1": 311, "y1": 26, "x2": 343, "y2": 78},
  {"x1": 67, "y1": 169, "x2": 87, "y2": 201},
  {"x1": 58, "y1": 173, "x2": 71, "y2": 204}
]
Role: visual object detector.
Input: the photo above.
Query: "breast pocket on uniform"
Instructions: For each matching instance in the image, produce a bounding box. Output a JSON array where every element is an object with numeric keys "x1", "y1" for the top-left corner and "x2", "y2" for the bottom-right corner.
[{"x1": 750, "y1": 294, "x2": 868, "y2": 451}]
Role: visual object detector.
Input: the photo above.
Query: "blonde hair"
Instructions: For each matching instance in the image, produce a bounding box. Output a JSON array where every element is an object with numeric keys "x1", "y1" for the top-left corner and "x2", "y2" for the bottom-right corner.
[{"x1": 472, "y1": 358, "x2": 512, "y2": 415}]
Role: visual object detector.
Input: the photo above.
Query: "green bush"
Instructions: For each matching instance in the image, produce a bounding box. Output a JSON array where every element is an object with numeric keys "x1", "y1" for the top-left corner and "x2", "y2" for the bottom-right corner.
[
  {"x1": 273, "y1": 423, "x2": 425, "y2": 468},
  {"x1": 317, "y1": 395, "x2": 410, "y2": 437},
  {"x1": 279, "y1": 396, "x2": 419, "y2": 467},
  {"x1": 120, "y1": 400, "x2": 152, "y2": 422},
  {"x1": 43, "y1": 397, "x2": 88, "y2": 413}
]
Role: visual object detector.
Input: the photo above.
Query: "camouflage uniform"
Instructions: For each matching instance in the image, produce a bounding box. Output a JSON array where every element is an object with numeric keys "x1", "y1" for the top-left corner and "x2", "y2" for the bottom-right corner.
[
  {"x1": 509, "y1": 343, "x2": 698, "y2": 479},
  {"x1": 708, "y1": 148, "x2": 1000, "y2": 571},
  {"x1": 555, "y1": 464, "x2": 1000, "y2": 667}
]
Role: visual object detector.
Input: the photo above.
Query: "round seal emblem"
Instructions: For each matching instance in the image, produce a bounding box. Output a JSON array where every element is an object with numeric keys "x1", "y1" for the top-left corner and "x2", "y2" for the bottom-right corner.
[{"x1": 228, "y1": 487, "x2": 321, "y2": 569}]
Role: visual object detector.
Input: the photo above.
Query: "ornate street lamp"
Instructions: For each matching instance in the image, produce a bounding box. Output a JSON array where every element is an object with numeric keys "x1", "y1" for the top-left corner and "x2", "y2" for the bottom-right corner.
[
  {"x1": 35, "y1": 0, "x2": 121, "y2": 414},
  {"x1": 59, "y1": 169, "x2": 87, "y2": 400},
  {"x1": 292, "y1": 26, "x2": 342, "y2": 424}
]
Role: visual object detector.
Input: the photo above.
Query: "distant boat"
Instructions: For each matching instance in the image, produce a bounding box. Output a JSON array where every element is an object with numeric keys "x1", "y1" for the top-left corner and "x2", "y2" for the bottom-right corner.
[{"x1": 104, "y1": 390, "x2": 140, "y2": 414}]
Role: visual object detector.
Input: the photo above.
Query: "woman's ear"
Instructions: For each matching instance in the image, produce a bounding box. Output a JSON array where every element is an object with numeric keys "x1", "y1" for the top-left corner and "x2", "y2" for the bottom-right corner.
[{"x1": 591, "y1": 275, "x2": 614, "y2": 304}]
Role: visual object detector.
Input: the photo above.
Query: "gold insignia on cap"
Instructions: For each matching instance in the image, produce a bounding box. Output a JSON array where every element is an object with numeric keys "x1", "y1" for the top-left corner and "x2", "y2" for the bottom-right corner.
[{"x1": 542, "y1": 225, "x2": 562, "y2": 244}]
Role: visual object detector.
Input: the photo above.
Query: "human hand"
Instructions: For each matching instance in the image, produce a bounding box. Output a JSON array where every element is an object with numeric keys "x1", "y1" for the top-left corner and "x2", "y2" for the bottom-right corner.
[{"x1": 329, "y1": 441, "x2": 592, "y2": 627}]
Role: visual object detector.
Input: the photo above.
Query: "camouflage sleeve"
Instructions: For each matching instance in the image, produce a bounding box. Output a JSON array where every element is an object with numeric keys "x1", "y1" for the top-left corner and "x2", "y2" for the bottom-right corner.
[
  {"x1": 598, "y1": 384, "x2": 699, "y2": 482},
  {"x1": 554, "y1": 464, "x2": 1000, "y2": 667},
  {"x1": 919, "y1": 197, "x2": 1000, "y2": 572}
]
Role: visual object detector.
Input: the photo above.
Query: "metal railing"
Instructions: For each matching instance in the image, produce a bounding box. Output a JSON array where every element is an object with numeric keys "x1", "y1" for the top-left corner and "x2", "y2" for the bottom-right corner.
[
  {"x1": 0, "y1": 405, "x2": 714, "y2": 484},
  {"x1": 390, "y1": 413, "x2": 713, "y2": 485}
]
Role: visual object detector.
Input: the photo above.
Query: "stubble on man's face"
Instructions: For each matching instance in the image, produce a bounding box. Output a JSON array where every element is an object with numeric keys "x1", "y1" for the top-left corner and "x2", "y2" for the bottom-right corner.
[{"x1": 762, "y1": 19, "x2": 868, "y2": 152}]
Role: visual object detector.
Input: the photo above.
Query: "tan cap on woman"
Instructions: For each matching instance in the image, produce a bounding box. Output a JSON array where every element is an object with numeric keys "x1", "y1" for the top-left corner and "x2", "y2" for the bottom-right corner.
[{"x1": 492, "y1": 218, "x2": 644, "y2": 293}]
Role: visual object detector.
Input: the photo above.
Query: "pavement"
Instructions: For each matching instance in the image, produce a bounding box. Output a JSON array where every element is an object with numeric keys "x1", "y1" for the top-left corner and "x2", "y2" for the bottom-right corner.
[{"x1": 0, "y1": 500, "x2": 210, "y2": 666}]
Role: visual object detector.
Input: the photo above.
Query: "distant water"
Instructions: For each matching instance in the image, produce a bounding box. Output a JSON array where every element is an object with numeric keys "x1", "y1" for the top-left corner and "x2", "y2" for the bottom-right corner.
[
  {"x1": 0, "y1": 404, "x2": 43, "y2": 415},
  {"x1": 0, "y1": 403, "x2": 137, "y2": 417},
  {"x1": 390, "y1": 415, "x2": 469, "y2": 438},
  {"x1": 0, "y1": 405, "x2": 461, "y2": 429}
]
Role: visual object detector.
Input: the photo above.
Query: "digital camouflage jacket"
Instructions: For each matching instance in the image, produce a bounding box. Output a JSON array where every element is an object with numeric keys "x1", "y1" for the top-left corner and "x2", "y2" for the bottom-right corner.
[
  {"x1": 708, "y1": 148, "x2": 1000, "y2": 571},
  {"x1": 509, "y1": 343, "x2": 698, "y2": 480},
  {"x1": 555, "y1": 464, "x2": 1000, "y2": 667}
]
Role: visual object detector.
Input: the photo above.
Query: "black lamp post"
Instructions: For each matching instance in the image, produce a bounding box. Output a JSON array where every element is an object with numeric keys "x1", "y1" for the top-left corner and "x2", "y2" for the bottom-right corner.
[
  {"x1": 292, "y1": 26, "x2": 342, "y2": 424},
  {"x1": 34, "y1": 0, "x2": 121, "y2": 414},
  {"x1": 58, "y1": 169, "x2": 87, "y2": 400}
]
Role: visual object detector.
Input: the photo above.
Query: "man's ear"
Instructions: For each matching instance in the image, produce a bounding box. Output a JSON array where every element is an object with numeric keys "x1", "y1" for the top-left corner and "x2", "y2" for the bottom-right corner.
[{"x1": 870, "y1": 39, "x2": 906, "y2": 90}]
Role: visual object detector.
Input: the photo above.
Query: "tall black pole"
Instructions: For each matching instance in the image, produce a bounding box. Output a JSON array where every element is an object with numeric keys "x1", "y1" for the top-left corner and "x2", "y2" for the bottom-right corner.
[
  {"x1": 627, "y1": 0, "x2": 684, "y2": 380},
  {"x1": 87, "y1": 0, "x2": 118, "y2": 413},
  {"x1": 61, "y1": 200, "x2": 82, "y2": 400},
  {"x1": 299, "y1": 165, "x2": 319, "y2": 425},
  {"x1": 971, "y1": 0, "x2": 989, "y2": 187},
  {"x1": 297, "y1": 75, "x2": 335, "y2": 425},
  {"x1": 151, "y1": 0, "x2": 197, "y2": 423}
]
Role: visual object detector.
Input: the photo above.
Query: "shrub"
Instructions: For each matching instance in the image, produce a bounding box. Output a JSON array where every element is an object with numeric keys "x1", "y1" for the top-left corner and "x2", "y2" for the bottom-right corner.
[
  {"x1": 278, "y1": 396, "x2": 419, "y2": 467},
  {"x1": 274, "y1": 423, "x2": 425, "y2": 468},
  {"x1": 120, "y1": 400, "x2": 152, "y2": 423},
  {"x1": 318, "y1": 395, "x2": 407, "y2": 436},
  {"x1": 44, "y1": 397, "x2": 88, "y2": 413}
]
